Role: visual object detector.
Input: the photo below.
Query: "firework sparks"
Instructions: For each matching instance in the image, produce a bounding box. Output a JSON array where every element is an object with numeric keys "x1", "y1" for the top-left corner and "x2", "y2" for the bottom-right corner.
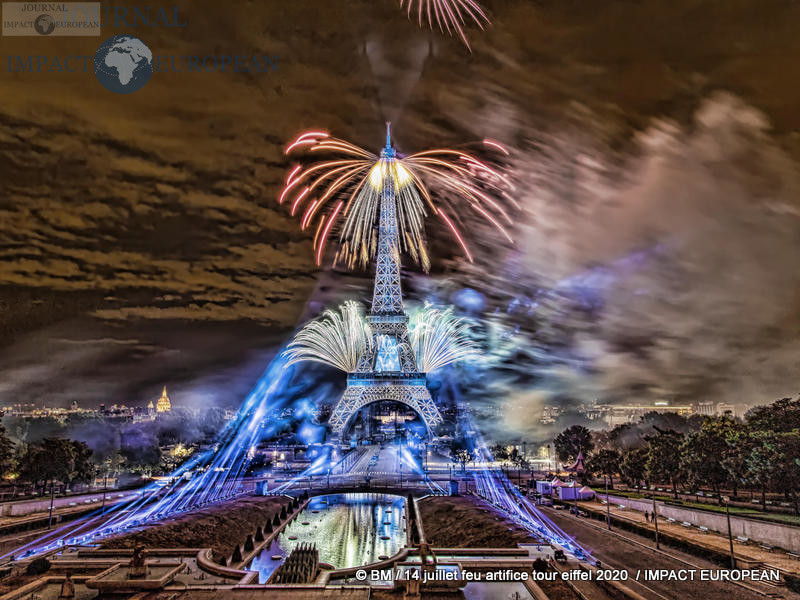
[
  {"x1": 399, "y1": 0, "x2": 489, "y2": 50},
  {"x1": 280, "y1": 126, "x2": 514, "y2": 271},
  {"x1": 283, "y1": 301, "x2": 476, "y2": 374},
  {"x1": 410, "y1": 303, "x2": 479, "y2": 372},
  {"x1": 283, "y1": 301, "x2": 373, "y2": 372}
]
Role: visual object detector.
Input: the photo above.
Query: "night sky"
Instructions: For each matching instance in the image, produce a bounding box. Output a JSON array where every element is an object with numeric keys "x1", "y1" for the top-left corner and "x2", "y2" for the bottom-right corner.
[{"x1": 0, "y1": 1, "x2": 798, "y2": 438}]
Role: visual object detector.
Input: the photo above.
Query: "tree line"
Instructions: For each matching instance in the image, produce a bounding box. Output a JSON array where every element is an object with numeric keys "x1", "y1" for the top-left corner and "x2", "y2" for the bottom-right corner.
[
  {"x1": 552, "y1": 396, "x2": 800, "y2": 514},
  {"x1": 0, "y1": 407, "x2": 231, "y2": 493},
  {"x1": 0, "y1": 428, "x2": 96, "y2": 494}
]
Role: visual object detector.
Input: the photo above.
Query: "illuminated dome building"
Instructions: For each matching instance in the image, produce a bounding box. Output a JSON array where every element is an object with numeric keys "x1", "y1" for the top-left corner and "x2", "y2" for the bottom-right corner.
[{"x1": 156, "y1": 386, "x2": 171, "y2": 413}]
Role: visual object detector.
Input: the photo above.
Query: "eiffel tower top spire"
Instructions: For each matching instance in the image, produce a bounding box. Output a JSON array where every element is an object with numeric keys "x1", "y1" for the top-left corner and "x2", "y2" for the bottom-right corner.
[
  {"x1": 369, "y1": 122, "x2": 405, "y2": 317},
  {"x1": 384, "y1": 121, "x2": 393, "y2": 156}
]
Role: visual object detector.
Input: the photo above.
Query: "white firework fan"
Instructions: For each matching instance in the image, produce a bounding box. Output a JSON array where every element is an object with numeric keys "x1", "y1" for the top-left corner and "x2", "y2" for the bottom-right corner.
[
  {"x1": 410, "y1": 303, "x2": 480, "y2": 372},
  {"x1": 283, "y1": 301, "x2": 373, "y2": 372}
]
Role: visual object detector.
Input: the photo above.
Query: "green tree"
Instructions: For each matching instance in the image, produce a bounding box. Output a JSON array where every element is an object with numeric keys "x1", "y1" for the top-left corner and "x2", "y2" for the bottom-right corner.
[
  {"x1": 619, "y1": 447, "x2": 648, "y2": 493},
  {"x1": 746, "y1": 431, "x2": 783, "y2": 510},
  {"x1": 680, "y1": 417, "x2": 738, "y2": 498},
  {"x1": 449, "y1": 436, "x2": 473, "y2": 473},
  {"x1": 645, "y1": 429, "x2": 683, "y2": 499},
  {"x1": 720, "y1": 426, "x2": 753, "y2": 498},
  {"x1": 746, "y1": 430, "x2": 800, "y2": 515},
  {"x1": 554, "y1": 425, "x2": 594, "y2": 465},
  {"x1": 774, "y1": 431, "x2": 800, "y2": 515},
  {"x1": 10, "y1": 443, "x2": 27, "y2": 488},
  {"x1": 0, "y1": 422, "x2": 16, "y2": 478},
  {"x1": 587, "y1": 449, "x2": 621, "y2": 488},
  {"x1": 590, "y1": 429, "x2": 614, "y2": 452},
  {"x1": 18, "y1": 438, "x2": 75, "y2": 494},
  {"x1": 69, "y1": 440, "x2": 96, "y2": 486},
  {"x1": 746, "y1": 397, "x2": 800, "y2": 433}
]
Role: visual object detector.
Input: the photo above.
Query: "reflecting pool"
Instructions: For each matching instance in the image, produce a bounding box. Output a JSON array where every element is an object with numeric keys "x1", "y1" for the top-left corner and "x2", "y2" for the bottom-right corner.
[{"x1": 248, "y1": 492, "x2": 406, "y2": 583}]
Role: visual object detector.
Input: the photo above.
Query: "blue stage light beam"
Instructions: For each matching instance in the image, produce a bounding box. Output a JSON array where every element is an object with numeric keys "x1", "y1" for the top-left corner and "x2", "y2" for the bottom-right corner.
[{"x1": 5, "y1": 354, "x2": 302, "y2": 559}]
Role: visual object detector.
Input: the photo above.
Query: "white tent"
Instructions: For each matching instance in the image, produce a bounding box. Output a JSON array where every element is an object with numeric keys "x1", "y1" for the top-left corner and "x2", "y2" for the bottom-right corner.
[
  {"x1": 554, "y1": 481, "x2": 579, "y2": 500},
  {"x1": 536, "y1": 479, "x2": 554, "y2": 495}
]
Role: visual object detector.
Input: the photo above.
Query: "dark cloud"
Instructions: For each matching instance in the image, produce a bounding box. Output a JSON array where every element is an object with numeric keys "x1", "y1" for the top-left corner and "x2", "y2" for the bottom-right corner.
[{"x1": 0, "y1": 0, "x2": 797, "y2": 425}]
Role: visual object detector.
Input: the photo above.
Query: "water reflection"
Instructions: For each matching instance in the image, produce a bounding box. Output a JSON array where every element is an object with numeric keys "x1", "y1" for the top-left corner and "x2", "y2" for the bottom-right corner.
[{"x1": 248, "y1": 493, "x2": 406, "y2": 583}]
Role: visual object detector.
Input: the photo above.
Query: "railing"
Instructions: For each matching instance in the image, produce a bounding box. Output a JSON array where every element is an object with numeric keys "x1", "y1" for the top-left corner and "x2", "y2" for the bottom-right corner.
[
  {"x1": 329, "y1": 447, "x2": 368, "y2": 474},
  {"x1": 346, "y1": 373, "x2": 426, "y2": 385},
  {"x1": 263, "y1": 473, "x2": 450, "y2": 495}
]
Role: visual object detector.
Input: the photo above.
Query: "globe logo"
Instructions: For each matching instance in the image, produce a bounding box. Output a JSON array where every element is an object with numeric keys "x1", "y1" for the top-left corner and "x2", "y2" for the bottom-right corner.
[
  {"x1": 34, "y1": 14, "x2": 55, "y2": 35},
  {"x1": 94, "y1": 35, "x2": 153, "y2": 94}
]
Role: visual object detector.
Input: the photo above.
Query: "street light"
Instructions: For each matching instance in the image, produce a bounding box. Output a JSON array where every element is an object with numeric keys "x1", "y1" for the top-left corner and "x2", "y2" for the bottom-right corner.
[
  {"x1": 722, "y1": 496, "x2": 736, "y2": 569},
  {"x1": 573, "y1": 482, "x2": 579, "y2": 516},
  {"x1": 651, "y1": 490, "x2": 660, "y2": 550},
  {"x1": 47, "y1": 479, "x2": 55, "y2": 529},
  {"x1": 101, "y1": 467, "x2": 109, "y2": 512},
  {"x1": 605, "y1": 475, "x2": 611, "y2": 530}
]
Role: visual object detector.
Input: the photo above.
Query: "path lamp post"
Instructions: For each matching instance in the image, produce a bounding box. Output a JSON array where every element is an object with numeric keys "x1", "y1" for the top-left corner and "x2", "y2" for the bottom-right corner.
[
  {"x1": 722, "y1": 496, "x2": 736, "y2": 569},
  {"x1": 573, "y1": 484, "x2": 579, "y2": 516},
  {"x1": 605, "y1": 475, "x2": 611, "y2": 530},
  {"x1": 48, "y1": 479, "x2": 56, "y2": 529},
  {"x1": 651, "y1": 492, "x2": 660, "y2": 550},
  {"x1": 101, "y1": 468, "x2": 109, "y2": 511}
]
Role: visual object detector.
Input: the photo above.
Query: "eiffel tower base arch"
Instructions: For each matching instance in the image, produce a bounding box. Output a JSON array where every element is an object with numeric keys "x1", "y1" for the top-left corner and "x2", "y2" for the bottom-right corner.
[{"x1": 328, "y1": 379, "x2": 442, "y2": 444}]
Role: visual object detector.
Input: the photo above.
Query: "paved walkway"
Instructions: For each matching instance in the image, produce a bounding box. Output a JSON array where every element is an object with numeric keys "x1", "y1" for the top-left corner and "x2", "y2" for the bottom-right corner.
[
  {"x1": 543, "y1": 507, "x2": 784, "y2": 600},
  {"x1": 0, "y1": 491, "x2": 137, "y2": 528},
  {"x1": 580, "y1": 499, "x2": 800, "y2": 574}
]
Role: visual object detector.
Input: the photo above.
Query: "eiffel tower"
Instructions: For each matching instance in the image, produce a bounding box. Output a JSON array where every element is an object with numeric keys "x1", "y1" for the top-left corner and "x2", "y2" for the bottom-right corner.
[{"x1": 328, "y1": 126, "x2": 443, "y2": 442}]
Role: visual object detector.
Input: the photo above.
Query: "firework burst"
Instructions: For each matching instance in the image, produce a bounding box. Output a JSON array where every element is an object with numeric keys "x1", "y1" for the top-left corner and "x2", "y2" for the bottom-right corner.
[
  {"x1": 399, "y1": 0, "x2": 489, "y2": 50},
  {"x1": 283, "y1": 301, "x2": 373, "y2": 372},
  {"x1": 410, "y1": 303, "x2": 479, "y2": 372},
  {"x1": 284, "y1": 301, "x2": 477, "y2": 374},
  {"x1": 280, "y1": 126, "x2": 515, "y2": 271}
]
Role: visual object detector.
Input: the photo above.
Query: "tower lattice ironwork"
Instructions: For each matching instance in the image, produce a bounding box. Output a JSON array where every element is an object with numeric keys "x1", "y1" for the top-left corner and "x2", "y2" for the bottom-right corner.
[{"x1": 328, "y1": 126, "x2": 443, "y2": 441}]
